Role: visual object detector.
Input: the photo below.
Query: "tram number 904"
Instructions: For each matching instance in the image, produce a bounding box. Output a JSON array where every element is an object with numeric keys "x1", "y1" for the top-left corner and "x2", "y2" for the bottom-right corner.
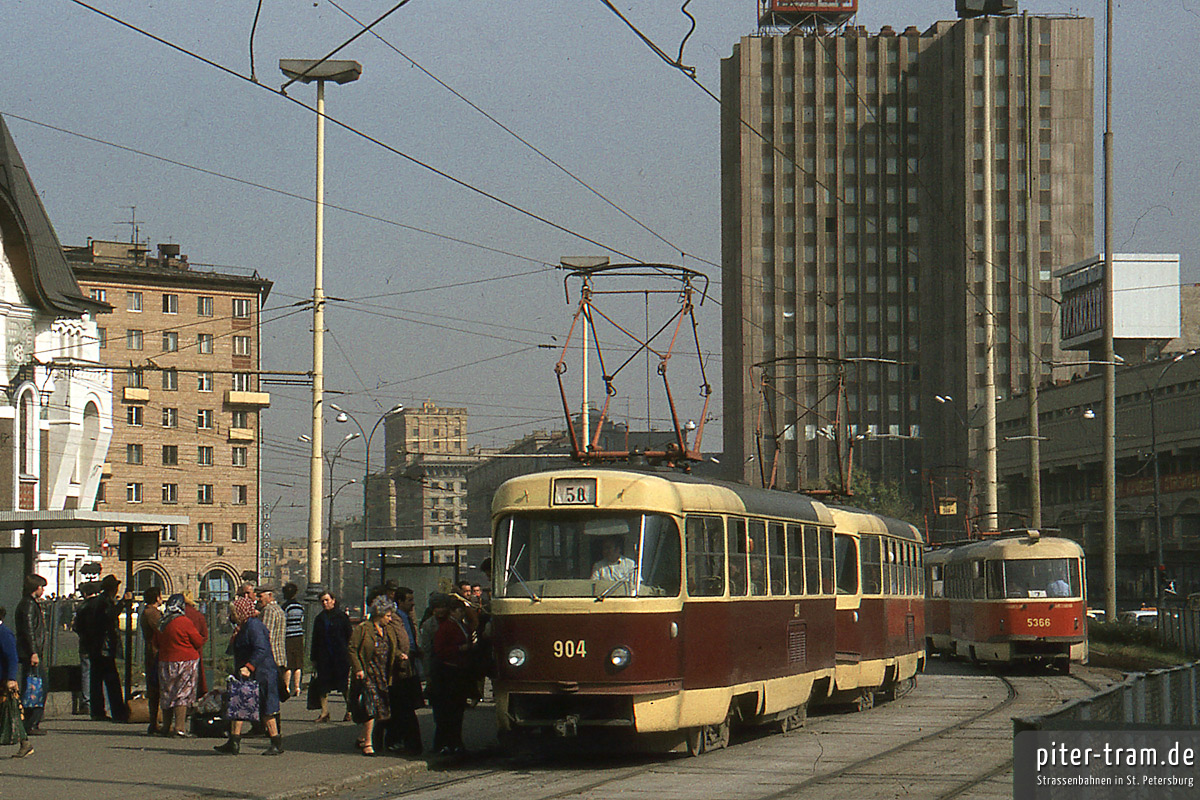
[
  {"x1": 1026, "y1": 617, "x2": 1052, "y2": 629},
  {"x1": 553, "y1": 639, "x2": 587, "y2": 658}
]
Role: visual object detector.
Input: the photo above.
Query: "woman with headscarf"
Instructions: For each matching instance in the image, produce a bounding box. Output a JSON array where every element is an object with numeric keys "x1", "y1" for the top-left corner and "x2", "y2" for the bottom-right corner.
[
  {"x1": 214, "y1": 595, "x2": 282, "y2": 756},
  {"x1": 309, "y1": 591, "x2": 352, "y2": 723},
  {"x1": 157, "y1": 593, "x2": 206, "y2": 737},
  {"x1": 347, "y1": 596, "x2": 405, "y2": 757}
]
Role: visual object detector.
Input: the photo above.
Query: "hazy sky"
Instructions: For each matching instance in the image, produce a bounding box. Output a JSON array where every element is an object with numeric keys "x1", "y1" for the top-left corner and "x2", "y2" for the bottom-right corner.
[{"x1": 4, "y1": 0, "x2": 1196, "y2": 537}]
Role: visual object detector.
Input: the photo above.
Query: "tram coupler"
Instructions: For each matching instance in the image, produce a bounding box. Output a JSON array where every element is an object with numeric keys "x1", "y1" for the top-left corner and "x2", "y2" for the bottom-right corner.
[{"x1": 554, "y1": 714, "x2": 581, "y2": 737}]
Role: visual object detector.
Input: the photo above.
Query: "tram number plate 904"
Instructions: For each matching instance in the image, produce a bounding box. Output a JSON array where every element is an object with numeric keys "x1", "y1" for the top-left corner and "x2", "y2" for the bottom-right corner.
[
  {"x1": 553, "y1": 478, "x2": 597, "y2": 505},
  {"x1": 554, "y1": 640, "x2": 587, "y2": 658}
]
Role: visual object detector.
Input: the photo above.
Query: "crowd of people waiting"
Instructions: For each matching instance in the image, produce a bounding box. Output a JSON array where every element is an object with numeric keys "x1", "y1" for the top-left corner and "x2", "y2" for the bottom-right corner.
[{"x1": 0, "y1": 570, "x2": 492, "y2": 760}]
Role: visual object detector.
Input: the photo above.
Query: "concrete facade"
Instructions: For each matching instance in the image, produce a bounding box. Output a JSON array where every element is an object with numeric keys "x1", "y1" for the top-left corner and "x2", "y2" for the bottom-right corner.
[
  {"x1": 720, "y1": 16, "x2": 1093, "y2": 512},
  {"x1": 70, "y1": 240, "x2": 272, "y2": 599}
]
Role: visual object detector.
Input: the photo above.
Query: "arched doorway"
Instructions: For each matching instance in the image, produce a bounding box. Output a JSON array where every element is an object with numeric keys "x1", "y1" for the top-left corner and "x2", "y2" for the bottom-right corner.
[{"x1": 132, "y1": 565, "x2": 171, "y2": 596}]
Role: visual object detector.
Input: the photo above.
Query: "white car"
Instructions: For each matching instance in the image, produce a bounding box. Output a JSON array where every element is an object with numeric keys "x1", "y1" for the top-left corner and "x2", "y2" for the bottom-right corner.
[{"x1": 1118, "y1": 609, "x2": 1158, "y2": 627}]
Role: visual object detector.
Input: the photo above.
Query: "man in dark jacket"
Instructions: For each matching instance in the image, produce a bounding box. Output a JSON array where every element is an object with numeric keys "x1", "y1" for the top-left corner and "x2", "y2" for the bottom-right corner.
[
  {"x1": 15, "y1": 574, "x2": 47, "y2": 735},
  {"x1": 82, "y1": 575, "x2": 129, "y2": 722}
]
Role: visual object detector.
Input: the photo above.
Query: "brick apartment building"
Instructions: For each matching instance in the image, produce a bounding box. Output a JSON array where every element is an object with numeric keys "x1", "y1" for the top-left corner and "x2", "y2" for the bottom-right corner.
[{"x1": 70, "y1": 240, "x2": 272, "y2": 600}]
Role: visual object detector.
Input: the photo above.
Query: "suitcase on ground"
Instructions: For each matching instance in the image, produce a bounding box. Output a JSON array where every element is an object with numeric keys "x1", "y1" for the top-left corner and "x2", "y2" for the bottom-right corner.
[{"x1": 191, "y1": 712, "x2": 230, "y2": 738}]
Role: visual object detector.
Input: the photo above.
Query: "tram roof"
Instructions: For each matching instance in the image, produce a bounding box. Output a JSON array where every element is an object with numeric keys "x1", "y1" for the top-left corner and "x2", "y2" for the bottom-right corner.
[{"x1": 946, "y1": 534, "x2": 1085, "y2": 562}]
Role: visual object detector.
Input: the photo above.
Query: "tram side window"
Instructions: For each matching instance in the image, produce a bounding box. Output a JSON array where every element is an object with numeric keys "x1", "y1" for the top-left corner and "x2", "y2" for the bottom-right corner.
[
  {"x1": 902, "y1": 542, "x2": 911, "y2": 595},
  {"x1": 928, "y1": 563, "x2": 944, "y2": 598},
  {"x1": 969, "y1": 560, "x2": 986, "y2": 600},
  {"x1": 820, "y1": 529, "x2": 835, "y2": 594},
  {"x1": 786, "y1": 524, "x2": 805, "y2": 595},
  {"x1": 768, "y1": 522, "x2": 787, "y2": 595},
  {"x1": 987, "y1": 561, "x2": 1007, "y2": 599},
  {"x1": 748, "y1": 519, "x2": 768, "y2": 596},
  {"x1": 804, "y1": 526, "x2": 821, "y2": 594},
  {"x1": 861, "y1": 535, "x2": 882, "y2": 594},
  {"x1": 834, "y1": 534, "x2": 859, "y2": 594},
  {"x1": 917, "y1": 546, "x2": 924, "y2": 595},
  {"x1": 728, "y1": 517, "x2": 748, "y2": 596},
  {"x1": 685, "y1": 515, "x2": 725, "y2": 597}
]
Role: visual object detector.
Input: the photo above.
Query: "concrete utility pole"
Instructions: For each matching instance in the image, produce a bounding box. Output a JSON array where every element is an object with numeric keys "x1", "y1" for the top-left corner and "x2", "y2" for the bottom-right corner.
[
  {"x1": 1101, "y1": 3, "x2": 1117, "y2": 620},
  {"x1": 279, "y1": 59, "x2": 362, "y2": 598},
  {"x1": 1024, "y1": 10, "x2": 1042, "y2": 529},
  {"x1": 981, "y1": 20, "x2": 999, "y2": 530}
]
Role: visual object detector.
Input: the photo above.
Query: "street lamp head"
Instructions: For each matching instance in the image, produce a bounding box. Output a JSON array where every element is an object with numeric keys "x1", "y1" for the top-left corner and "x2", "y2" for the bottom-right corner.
[
  {"x1": 279, "y1": 59, "x2": 362, "y2": 86},
  {"x1": 330, "y1": 403, "x2": 344, "y2": 413},
  {"x1": 343, "y1": 432, "x2": 362, "y2": 443},
  {"x1": 336, "y1": 412, "x2": 349, "y2": 423},
  {"x1": 935, "y1": 395, "x2": 953, "y2": 404},
  {"x1": 298, "y1": 434, "x2": 312, "y2": 443},
  {"x1": 1083, "y1": 408, "x2": 1096, "y2": 420}
]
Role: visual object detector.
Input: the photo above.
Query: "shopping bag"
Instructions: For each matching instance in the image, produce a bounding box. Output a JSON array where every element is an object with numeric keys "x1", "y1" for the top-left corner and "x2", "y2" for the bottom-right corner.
[
  {"x1": 0, "y1": 691, "x2": 23, "y2": 745},
  {"x1": 224, "y1": 677, "x2": 260, "y2": 721},
  {"x1": 21, "y1": 674, "x2": 44, "y2": 709}
]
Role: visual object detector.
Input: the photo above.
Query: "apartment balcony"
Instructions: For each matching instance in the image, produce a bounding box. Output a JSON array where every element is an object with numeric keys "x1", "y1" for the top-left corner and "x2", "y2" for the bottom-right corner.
[
  {"x1": 228, "y1": 427, "x2": 255, "y2": 442},
  {"x1": 225, "y1": 390, "x2": 271, "y2": 408},
  {"x1": 122, "y1": 387, "x2": 150, "y2": 403}
]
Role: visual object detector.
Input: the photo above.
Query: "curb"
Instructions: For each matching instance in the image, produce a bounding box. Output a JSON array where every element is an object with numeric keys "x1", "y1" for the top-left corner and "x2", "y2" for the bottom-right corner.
[{"x1": 265, "y1": 758, "x2": 428, "y2": 800}]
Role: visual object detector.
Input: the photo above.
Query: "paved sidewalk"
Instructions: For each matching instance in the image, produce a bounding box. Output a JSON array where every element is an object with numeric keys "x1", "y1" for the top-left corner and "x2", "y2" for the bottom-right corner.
[{"x1": 0, "y1": 692, "x2": 500, "y2": 800}]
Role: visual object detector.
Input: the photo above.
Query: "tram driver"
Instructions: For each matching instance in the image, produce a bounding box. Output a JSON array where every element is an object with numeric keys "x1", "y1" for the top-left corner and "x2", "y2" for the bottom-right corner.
[{"x1": 591, "y1": 536, "x2": 637, "y2": 583}]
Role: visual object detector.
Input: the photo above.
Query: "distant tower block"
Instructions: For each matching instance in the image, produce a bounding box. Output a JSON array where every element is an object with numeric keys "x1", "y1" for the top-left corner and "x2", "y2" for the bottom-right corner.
[
  {"x1": 758, "y1": 1, "x2": 857, "y2": 31},
  {"x1": 956, "y1": 0, "x2": 1018, "y2": 18}
]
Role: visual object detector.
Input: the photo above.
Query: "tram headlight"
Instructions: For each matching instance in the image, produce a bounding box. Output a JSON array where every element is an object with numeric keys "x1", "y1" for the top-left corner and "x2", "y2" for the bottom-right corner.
[
  {"x1": 609, "y1": 646, "x2": 632, "y2": 670},
  {"x1": 507, "y1": 646, "x2": 528, "y2": 668}
]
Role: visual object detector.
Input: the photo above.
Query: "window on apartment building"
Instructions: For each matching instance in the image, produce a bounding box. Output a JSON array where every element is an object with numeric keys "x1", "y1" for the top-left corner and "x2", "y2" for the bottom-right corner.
[
  {"x1": 127, "y1": 291, "x2": 142, "y2": 312},
  {"x1": 231, "y1": 410, "x2": 250, "y2": 429},
  {"x1": 198, "y1": 372, "x2": 213, "y2": 392},
  {"x1": 161, "y1": 524, "x2": 178, "y2": 543},
  {"x1": 198, "y1": 296, "x2": 213, "y2": 316},
  {"x1": 198, "y1": 484, "x2": 214, "y2": 504},
  {"x1": 233, "y1": 298, "x2": 252, "y2": 319},
  {"x1": 96, "y1": 482, "x2": 106, "y2": 505},
  {"x1": 198, "y1": 446, "x2": 214, "y2": 466},
  {"x1": 162, "y1": 407, "x2": 178, "y2": 428},
  {"x1": 97, "y1": 328, "x2": 106, "y2": 349},
  {"x1": 198, "y1": 333, "x2": 213, "y2": 354},
  {"x1": 232, "y1": 522, "x2": 248, "y2": 543},
  {"x1": 127, "y1": 406, "x2": 142, "y2": 426},
  {"x1": 126, "y1": 482, "x2": 142, "y2": 503},
  {"x1": 127, "y1": 329, "x2": 143, "y2": 350},
  {"x1": 232, "y1": 446, "x2": 248, "y2": 467},
  {"x1": 162, "y1": 294, "x2": 178, "y2": 314},
  {"x1": 162, "y1": 483, "x2": 178, "y2": 504},
  {"x1": 197, "y1": 522, "x2": 213, "y2": 543},
  {"x1": 233, "y1": 336, "x2": 252, "y2": 357},
  {"x1": 90, "y1": 288, "x2": 107, "y2": 303},
  {"x1": 162, "y1": 332, "x2": 179, "y2": 352},
  {"x1": 127, "y1": 369, "x2": 144, "y2": 389},
  {"x1": 197, "y1": 409, "x2": 214, "y2": 429},
  {"x1": 233, "y1": 485, "x2": 248, "y2": 505},
  {"x1": 162, "y1": 445, "x2": 178, "y2": 466},
  {"x1": 233, "y1": 372, "x2": 254, "y2": 392},
  {"x1": 162, "y1": 368, "x2": 178, "y2": 390},
  {"x1": 126, "y1": 443, "x2": 142, "y2": 464}
]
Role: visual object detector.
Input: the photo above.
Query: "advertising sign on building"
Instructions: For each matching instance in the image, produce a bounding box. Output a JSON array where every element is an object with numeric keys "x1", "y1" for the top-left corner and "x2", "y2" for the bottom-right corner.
[{"x1": 1056, "y1": 254, "x2": 1181, "y2": 351}]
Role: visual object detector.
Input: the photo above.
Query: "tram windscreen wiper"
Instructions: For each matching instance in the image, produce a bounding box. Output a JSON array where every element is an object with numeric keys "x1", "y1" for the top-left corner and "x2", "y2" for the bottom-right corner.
[
  {"x1": 595, "y1": 574, "x2": 632, "y2": 602},
  {"x1": 505, "y1": 545, "x2": 540, "y2": 602}
]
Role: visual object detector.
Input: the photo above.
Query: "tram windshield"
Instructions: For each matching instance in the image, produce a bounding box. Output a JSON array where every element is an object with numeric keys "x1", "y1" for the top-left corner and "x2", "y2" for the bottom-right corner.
[
  {"x1": 987, "y1": 558, "x2": 1081, "y2": 599},
  {"x1": 494, "y1": 512, "x2": 681, "y2": 599}
]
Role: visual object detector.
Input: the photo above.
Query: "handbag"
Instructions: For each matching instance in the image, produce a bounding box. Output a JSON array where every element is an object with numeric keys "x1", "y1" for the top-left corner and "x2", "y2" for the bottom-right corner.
[
  {"x1": 224, "y1": 676, "x2": 261, "y2": 722},
  {"x1": 0, "y1": 691, "x2": 23, "y2": 746},
  {"x1": 21, "y1": 674, "x2": 45, "y2": 709}
]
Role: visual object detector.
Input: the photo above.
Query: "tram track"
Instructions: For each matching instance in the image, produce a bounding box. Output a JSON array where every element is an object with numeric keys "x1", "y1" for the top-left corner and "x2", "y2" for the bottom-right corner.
[{"x1": 331, "y1": 666, "x2": 1110, "y2": 800}]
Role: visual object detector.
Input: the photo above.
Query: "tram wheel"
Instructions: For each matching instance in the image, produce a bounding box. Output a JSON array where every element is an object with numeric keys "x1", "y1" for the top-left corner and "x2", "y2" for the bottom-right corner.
[
  {"x1": 686, "y1": 709, "x2": 733, "y2": 756},
  {"x1": 779, "y1": 704, "x2": 807, "y2": 733}
]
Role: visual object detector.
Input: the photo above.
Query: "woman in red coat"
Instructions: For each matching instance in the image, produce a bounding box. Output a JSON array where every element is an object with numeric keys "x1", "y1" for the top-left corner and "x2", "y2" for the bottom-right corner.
[{"x1": 157, "y1": 594, "x2": 206, "y2": 737}]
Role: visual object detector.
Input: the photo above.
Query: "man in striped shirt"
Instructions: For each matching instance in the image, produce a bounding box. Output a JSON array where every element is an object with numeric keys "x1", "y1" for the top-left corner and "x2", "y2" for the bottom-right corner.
[{"x1": 280, "y1": 583, "x2": 305, "y2": 697}]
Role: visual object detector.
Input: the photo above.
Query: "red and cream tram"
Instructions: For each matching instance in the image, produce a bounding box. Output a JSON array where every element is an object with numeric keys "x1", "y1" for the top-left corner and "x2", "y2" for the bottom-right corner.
[
  {"x1": 931, "y1": 531, "x2": 1087, "y2": 671},
  {"x1": 489, "y1": 467, "x2": 925, "y2": 753},
  {"x1": 922, "y1": 545, "x2": 954, "y2": 653}
]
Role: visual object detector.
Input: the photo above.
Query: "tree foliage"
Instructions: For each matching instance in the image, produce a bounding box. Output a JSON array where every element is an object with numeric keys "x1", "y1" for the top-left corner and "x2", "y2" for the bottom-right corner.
[{"x1": 823, "y1": 471, "x2": 921, "y2": 526}]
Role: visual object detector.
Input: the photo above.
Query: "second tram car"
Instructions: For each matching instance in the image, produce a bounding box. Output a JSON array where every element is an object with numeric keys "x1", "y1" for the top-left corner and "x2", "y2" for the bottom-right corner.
[
  {"x1": 926, "y1": 531, "x2": 1087, "y2": 671},
  {"x1": 489, "y1": 467, "x2": 925, "y2": 753}
]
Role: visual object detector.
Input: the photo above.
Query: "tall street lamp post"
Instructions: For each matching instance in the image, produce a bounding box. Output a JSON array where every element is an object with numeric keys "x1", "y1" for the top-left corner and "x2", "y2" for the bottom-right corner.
[
  {"x1": 1150, "y1": 350, "x2": 1197, "y2": 613},
  {"x1": 330, "y1": 403, "x2": 404, "y2": 605},
  {"x1": 279, "y1": 58, "x2": 362, "y2": 598},
  {"x1": 299, "y1": 431, "x2": 360, "y2": 589},
  {"x1": 328, "y1": 478, "x2": 358, "y2": 594}
]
